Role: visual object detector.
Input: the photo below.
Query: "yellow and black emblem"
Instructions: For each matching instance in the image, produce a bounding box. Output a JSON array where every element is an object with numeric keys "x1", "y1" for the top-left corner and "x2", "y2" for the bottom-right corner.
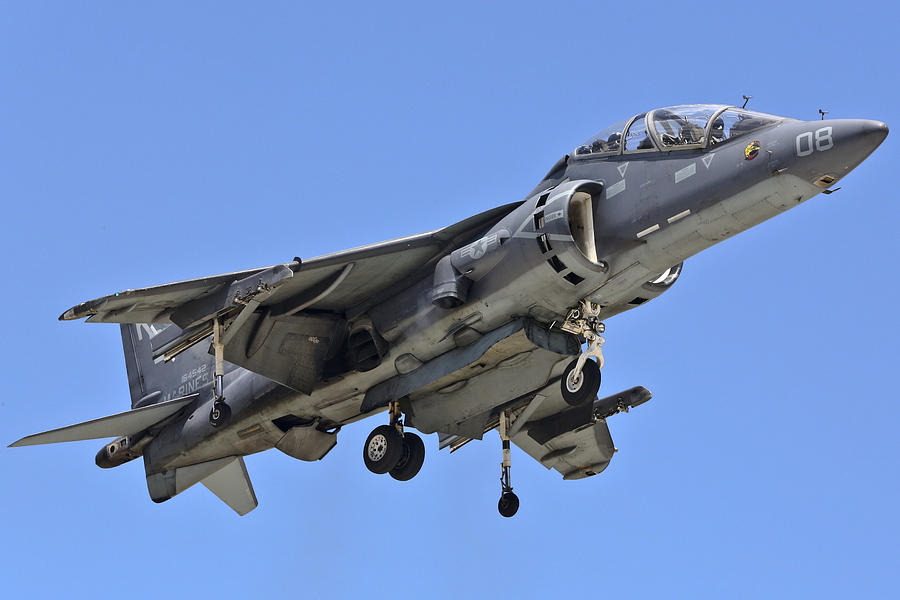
[{"x1": 744, "y1": 140, "x2": 761, "y2": 160}]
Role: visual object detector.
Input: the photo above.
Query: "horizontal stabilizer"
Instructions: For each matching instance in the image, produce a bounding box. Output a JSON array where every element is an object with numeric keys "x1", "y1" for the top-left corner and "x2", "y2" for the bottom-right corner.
[
  {"x1": 8, "y1": 394, "x2": 197, "y2": 447},
  {"x1": 200, "y1": 456, "x2": 258, "y2": 516}
]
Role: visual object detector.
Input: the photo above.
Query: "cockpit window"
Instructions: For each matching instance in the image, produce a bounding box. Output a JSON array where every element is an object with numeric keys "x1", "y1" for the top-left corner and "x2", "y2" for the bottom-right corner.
[
  {"x1": 573, "y1": 105, "x2": 786, "y2": 158},
  {"x1": 651, "y1": 105, "x2": 720, "y2": 149},
  {"x1": 709, "y1": 109, "x2": 782, "y2": 145},
  {"x1": 574, "y1": 118, "x2": 629, "y2": 157},
  {"x1": 624, "y1": 114, "x2": 654, "y2": 152}
]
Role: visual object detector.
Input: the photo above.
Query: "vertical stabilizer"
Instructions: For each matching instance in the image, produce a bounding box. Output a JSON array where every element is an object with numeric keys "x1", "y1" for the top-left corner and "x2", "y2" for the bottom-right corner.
[{"x1": 120, "y1": 324, "x2": 214, "y2": 408}]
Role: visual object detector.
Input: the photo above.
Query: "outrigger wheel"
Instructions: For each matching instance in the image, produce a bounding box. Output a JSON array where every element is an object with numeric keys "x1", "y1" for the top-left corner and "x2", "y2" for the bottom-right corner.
[
  {"x1": 498, "y1": 491, "x2": 520, "y2": 518},
  {"x1": 497, "y1": 410, "x2": 520, "y2": 518},
  {"x1": 208, "y1": 318, "x2": 232, "y2": 428},
  {"x1": 561, "y1": 358, "x2": 601, "y2": 406},
  {"x1": 209, "y1": 400, "x2": 231, "y2": 428}
]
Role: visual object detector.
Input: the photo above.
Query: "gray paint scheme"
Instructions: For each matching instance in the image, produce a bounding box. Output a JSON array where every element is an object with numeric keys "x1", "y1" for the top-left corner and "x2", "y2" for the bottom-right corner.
[{"x1": 11, "y1": 105, "x2": 888, "y2": 515}]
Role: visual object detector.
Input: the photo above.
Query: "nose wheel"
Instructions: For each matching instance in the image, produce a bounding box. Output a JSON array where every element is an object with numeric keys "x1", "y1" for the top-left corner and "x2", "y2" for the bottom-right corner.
[
  {"x1": 560, "y1": 300, "x2": 606, "y2": 406},
  {"x1": 562, "y1": 358, "x2": 601, "y2": 405},
  {"x1": 362, "y1": 401, "x2": 425, "y2": 480}
]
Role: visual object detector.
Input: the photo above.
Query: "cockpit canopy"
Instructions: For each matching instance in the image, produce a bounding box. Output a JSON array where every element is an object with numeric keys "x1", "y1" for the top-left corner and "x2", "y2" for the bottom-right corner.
[{"x1": 574, "y1": 104, "x2": 785, "y2": 158}]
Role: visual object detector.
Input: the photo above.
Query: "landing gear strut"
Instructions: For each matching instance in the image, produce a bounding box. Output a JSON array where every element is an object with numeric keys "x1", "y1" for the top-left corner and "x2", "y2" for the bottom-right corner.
[
  {"x1": 209, "y1": 318, "x2": 231, "y2": 427},
  {"x1": 497, "y1": 410, "x2": 519, "y2": 518},
  {"x1": 560, "y1": 299, "x2": 606, "y2": 406},
  {"x1": 363, "y1": 401, "x2": 425, "y2": 480}
]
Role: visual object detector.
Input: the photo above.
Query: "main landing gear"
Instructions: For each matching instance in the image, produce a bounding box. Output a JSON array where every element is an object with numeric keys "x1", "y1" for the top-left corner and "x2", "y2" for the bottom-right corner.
[
  {"x1": 363, "y1": 401, "x2": 425, "y2": 481},
  {"x1": 209, "y1": 318, "x2": 231, "y2": 427},
  {"x1": 560, "y1": 299, "x2": 606, "y2": 406}
]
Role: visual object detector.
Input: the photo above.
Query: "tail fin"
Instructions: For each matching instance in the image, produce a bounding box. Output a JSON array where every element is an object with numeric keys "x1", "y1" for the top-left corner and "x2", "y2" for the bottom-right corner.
[{"x1": 120, "y1": 324, "x2": 214, "y2": 408}]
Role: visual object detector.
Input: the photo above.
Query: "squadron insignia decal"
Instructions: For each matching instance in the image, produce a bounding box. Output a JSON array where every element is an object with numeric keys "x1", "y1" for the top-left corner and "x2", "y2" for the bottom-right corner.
[{"x1": 744, "y1": 140, "x2": 761, "y2": 160}]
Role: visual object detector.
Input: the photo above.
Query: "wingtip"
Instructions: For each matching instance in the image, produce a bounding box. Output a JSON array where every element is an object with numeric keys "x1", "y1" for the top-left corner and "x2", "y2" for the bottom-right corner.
[{"x1": 59, "y1": 300, "x2": 100, "y2": 321}]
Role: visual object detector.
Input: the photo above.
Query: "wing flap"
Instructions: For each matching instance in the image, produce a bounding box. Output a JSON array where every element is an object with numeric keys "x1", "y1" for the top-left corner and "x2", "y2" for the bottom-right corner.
[{"x1": 8, "y1": 394, "x2": 197, "y2": 447}]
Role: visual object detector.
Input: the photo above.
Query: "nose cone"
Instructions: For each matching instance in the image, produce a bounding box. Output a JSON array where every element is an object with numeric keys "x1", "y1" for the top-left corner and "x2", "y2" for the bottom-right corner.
[
  {"x1": 787, "y1": 118, "x2": 888, "y2": 185},
  {"x1": 854, "y1": 118, "x2": 889, "y2": 149},
  {"x1": 826, "y1": 118, "x2": 888, "y2": 163}
]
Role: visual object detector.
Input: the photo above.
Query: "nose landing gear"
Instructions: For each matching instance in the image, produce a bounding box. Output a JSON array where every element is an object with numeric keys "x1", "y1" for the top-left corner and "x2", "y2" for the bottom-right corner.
[
  {"x1": 560, "y1": 300, "x2": 606, "y2": 406},
  {"x1": 362, "y1": 401, "x2": 425, "y2": 481}
]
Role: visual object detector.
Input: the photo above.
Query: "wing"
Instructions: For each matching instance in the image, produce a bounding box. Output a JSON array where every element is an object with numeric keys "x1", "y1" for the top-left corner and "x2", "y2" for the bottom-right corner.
[
  {"x1": 59, "y1": 203, "x2": 521, "y2": 394},
  {"x1": 439, "y1": 385, "x2": 652, "y2": 480},
  {"x1": 60, "y1": 202, "x2": 521, "y2": 325}
]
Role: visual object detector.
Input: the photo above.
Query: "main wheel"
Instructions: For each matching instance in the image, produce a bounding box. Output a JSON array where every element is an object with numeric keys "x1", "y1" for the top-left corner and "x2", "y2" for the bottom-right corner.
[
  {"x1": 561, "y1": 359, "x2": 601, "y2": 406},
  {"x1": 498, "y1": 491, "x2": 520, "y2": 518},
  {"x1": 390, "y1": 432, "x2": 426, "y2": 481},
  {"x1": 363, "y1": 425, "x2": 404, "y2": 474}
]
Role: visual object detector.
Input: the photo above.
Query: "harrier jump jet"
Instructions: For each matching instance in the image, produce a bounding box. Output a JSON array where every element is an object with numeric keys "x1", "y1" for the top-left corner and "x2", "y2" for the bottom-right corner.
[{"x1": 11, "y1": 104, "x2": 888, "y2": 517}]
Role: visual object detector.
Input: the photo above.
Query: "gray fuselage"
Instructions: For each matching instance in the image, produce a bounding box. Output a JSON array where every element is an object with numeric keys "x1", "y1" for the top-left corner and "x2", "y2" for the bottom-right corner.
[{"x1": 142, "y1": 109, "x2": 888, "y2": 476}]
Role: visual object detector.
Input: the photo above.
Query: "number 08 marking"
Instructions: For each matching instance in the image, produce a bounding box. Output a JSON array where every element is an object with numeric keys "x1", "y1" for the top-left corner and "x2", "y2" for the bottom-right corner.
[{"x1": 796, "y1": 127, "x2": 833, "y2": 156}]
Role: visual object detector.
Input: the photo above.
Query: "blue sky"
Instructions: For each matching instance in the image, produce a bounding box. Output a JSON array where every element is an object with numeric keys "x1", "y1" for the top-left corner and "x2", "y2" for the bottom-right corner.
[{"x1": 1, "y1": 2, "x2": 898, "y2": 597}]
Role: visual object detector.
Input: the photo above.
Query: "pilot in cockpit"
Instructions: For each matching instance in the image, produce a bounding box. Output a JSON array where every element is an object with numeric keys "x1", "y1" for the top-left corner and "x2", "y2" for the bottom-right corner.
[
  {"x1": 606, "y1": 132, "x2": 621, "y2": 152},
  {"x1": 709, "y1": 117, "x2": 726, "y2": 145},
  {"x1": 573, "y1": 106, "x2": 783, "y2": 158},
  {"x1": 679, "y1": 121, "x2": 704, "y2": 144},
  {"x1": 655, "y1": 110, "x2": 699, "y2": 146}
]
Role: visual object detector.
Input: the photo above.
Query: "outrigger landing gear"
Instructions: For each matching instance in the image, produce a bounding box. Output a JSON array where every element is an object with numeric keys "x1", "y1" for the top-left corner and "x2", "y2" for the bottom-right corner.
[
  {"x1": 363, "y1": 401, "x2": 425, "y2": 480},
  {"x1": 209, "y1": 318, "x2": 231, "y2": 427},
  {"x1": 560, "y1": 299, "x2": 606, "y2": 406},
  {"x1": 497, "y1": 410, "x2": 519, "y2": 518}
]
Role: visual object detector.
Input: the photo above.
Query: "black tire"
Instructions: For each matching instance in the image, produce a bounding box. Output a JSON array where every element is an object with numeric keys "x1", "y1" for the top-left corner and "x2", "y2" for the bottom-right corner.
[
  {"x1": 209, "y1": 401, "x2": 231, "y2": 428},
  {"x1": 363, "y1": 425, "x2": 404, "y2": 474},
  {"x1": 390, "y1": 432, "x2": 426, "y2": 481},
  {"x1": 498, "y1": 491, "x2": 520, "y2": 518},
  {"x1": 560, "y1": 359, "x2": 601, "y2": 406}
]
